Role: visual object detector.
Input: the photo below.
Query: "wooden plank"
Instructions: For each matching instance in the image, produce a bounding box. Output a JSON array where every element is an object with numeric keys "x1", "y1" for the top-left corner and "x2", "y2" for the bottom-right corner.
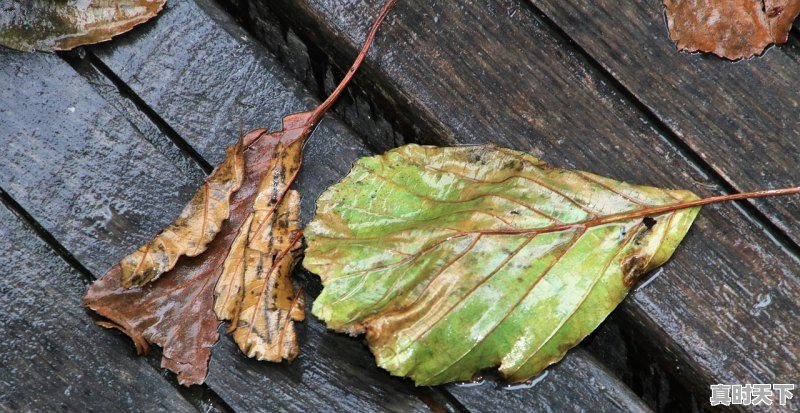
[
  {"x1": 84, "y1": 0, "x2": 651, "y2": 411},
  {"x1": 584, "y1": 311, "x2": 704, "y2": 412},
  {"x1": 90, "y1": 0, "x2": 311, "y2": 166},
  {"x1": 0, "y1": 49, "x2": 202, "y2": 277},
  {"x1": 0, "y1": 202, "x2": 196, "y2": 413},
  {"x1": 447, "y1": 349, "x2": 653, "y2": 413},
  {"x1": 529, "y1": 0, "x2": 800, "y2": 244},
  {"x1": 227, "y1": 0, "x2": 800, "y2": 407},
  {"x1": 0, "y1": 41, "x2": 429, "y2": 413}
]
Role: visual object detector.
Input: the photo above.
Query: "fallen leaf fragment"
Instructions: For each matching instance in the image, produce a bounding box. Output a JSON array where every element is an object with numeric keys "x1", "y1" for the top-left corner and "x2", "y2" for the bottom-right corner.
[
  {"x1": 84, "y1": 117, "x2": 312, "y2": 385},
  {"x1": 304, "y1": 144, "x2": 701, "y2": 385},
  {"x1": 663, "y1": 0, "x2": 800, "y2": 59},
  {"x1": 0, "y1": 0, "x2": 166, "y2": 52},
  {"x1": 215, "y1": 139, "x2": 306, "y2": 362}
]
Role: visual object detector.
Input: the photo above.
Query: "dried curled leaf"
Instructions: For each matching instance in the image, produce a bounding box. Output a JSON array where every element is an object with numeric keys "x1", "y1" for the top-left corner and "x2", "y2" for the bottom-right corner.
[
  {"x1": 0, "y1": 0, "x2": 166, "y2": 52},
  {"x1": 305, "y1": 145, "x2": 700, "y2": 386},
  {"x1": 215, "y1": 140, "x2": 306, "y2": 362},
  {"x1": 664, "y1": 0, "x2": 800, "y2": 59},
  {"x1": 85, "y1": 113, "x2": 313, "y2": 385},
  {"x1": 121, "y1": 141, "x2": 245, "y2": 287}
]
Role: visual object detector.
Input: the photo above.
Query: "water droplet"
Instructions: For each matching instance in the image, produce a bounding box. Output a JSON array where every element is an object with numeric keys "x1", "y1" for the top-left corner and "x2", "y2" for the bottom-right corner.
[
  {"x1": 454, "y1": 376, "x2": 485, "y2": 388},
  {"x1": 750, "y1": 293, "x2": 772, "y2": 315},
  {"x1": 501, "y1": 370, "x2": 549, "y2": 391}
]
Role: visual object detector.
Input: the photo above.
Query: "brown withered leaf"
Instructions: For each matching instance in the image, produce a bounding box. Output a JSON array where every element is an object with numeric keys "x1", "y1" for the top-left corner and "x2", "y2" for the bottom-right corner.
[
  {"x1": 663, "y1": 0, "x2": 800, "y2": 59},
  {"x1": 215, "y1": 140, "x2": 306, "y2": 362},
  {"x1": 84, "y1": 113, "x2": 313, "y2": 385},
  {"x1": 121, "y1": 141, "x2": 245, "y2": 287},
  {"x1": 0, "y1": 0, "x2": 166, "y2": 52}
]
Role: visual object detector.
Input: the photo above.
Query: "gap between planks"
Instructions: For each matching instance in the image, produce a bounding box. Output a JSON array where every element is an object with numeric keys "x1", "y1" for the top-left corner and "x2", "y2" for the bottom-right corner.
[
  {"x1": 1, "y1": 186, "x2": 235, "y2": 413},
  {"x1": 60, "y1": 50, "x2": 214, "y2": 175}
]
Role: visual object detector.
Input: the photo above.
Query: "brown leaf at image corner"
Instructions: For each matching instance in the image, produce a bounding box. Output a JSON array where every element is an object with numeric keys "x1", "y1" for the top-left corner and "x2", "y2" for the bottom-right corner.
[
  {"x1": 0, "y1": 0, "x2": 166, "y2": 52},
  {"x1": 663, "y1": 0, "x2": 800, "y2": 59},
  {"x1": 84, "y1": 113, "x2": 312, "y2": 386}
]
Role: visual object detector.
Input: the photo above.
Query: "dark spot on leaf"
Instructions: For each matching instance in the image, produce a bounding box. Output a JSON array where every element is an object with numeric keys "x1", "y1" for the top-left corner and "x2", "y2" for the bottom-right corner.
[
  {"x1": 501, "y1": 160, "x2": 520, "y2": 170},
  {"x1": 643, "y1": 217, "x2": 657, "y2": 229},
  {"x1": 767, "y1": 6, "x2": 784, "y2": 18},
  {"x1": 621, "y1": 254, "x2": 648, "y2": 287}
]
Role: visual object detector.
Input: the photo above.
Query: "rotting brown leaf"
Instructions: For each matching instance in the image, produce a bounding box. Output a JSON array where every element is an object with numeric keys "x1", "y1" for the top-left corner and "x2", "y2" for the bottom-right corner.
[
  {"x1": 216, "y1": 140, "x2": 306, "y2": 362},
  {"x1": 0, "y1": 0, "x2": 166, "y2": 52},
  {"x1": 84, "y1": 118, "x2": 312, "y2": 386},
  {"x1": 663, "y1": 0, "x2": 800, "y2": 59}
]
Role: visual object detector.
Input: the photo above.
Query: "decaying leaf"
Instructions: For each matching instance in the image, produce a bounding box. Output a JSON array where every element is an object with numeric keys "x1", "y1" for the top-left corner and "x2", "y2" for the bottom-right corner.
[
  {"x1": 304, "y1": 144, "x2": 701, "y2": 386},
  {"x1": 663, "y1": 0, "x2": 800, "y2": 59},
  {"x1": 0, "y1": 0, "x2": 166, "y2": 52},
  {"x1": 215, "y1": 140, "x2": 306, "y2": 362},
  {"x1": 84, "y1": 116, "x2": 312, "y2": 385}
]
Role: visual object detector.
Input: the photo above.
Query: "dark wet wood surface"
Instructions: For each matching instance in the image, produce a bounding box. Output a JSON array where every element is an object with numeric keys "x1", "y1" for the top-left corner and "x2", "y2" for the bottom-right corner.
[
  {"x1": 0, "y1": 203, "x2": 197, "y2": 413},
  {"x1": 0, "y1": 0, "x2": 797, "y2": 412}
]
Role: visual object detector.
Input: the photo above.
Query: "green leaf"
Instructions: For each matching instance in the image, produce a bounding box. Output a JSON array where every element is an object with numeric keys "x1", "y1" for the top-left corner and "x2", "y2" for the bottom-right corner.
[
  {"x1": 304, "y1": 144, "x2": 700, "y2": 386},
  {"x1": 0, "y1": 0, "x2": 165, "y2": 52}
]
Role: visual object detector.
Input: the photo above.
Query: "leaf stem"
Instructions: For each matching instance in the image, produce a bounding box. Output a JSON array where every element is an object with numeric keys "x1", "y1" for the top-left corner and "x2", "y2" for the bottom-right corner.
[
  {"x1": 594, "y1": 186, "x2": 800, "y2": 225},
  {"x1": 307, "y1": 0, "x2": 398, "y2": 127},
  {"x1": 456, "y1": 186, "x2": 800, "y2": 237}
]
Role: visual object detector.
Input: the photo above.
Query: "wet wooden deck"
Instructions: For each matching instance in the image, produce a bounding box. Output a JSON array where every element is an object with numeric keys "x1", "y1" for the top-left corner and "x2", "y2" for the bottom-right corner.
[{"x1": 1, "y1": 0, "x2": 798, "y2": 412}]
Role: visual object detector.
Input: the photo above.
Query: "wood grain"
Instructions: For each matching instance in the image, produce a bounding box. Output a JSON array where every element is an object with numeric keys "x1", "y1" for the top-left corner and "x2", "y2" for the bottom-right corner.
[
  {"x1": 0, "y1": 202, "x2": 196, "y2": 413},
  {"x1": 1, "y1": 0, "x2": 794, "y2": 410},
  {"x1": 0, "y1": 49, "x2": 200, "y2": 277},
  {"x1": 230, "y1": 0, "x2": 800, "y2": 410}
]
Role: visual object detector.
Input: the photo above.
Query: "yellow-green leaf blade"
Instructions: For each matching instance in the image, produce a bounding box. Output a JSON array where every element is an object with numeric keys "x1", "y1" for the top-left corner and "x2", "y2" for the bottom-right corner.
[{"x1": 305, "y1": 144, "x2": 699, "y2": 385}]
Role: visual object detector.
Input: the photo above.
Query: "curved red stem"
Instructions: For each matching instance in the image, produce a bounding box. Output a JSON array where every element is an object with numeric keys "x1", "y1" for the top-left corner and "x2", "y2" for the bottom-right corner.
[{"x1": 308, "y1": 0, "x2": 398, "y2": 127}]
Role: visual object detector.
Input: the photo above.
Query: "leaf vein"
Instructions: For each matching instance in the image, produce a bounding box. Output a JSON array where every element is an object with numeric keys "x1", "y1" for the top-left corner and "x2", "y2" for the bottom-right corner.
[
  {"x1": 423, "y1": 228, "x2": 587, "y2": 383},
  {"x1": 504, "y1": 222, "x2": 645, "y2": 377}
]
